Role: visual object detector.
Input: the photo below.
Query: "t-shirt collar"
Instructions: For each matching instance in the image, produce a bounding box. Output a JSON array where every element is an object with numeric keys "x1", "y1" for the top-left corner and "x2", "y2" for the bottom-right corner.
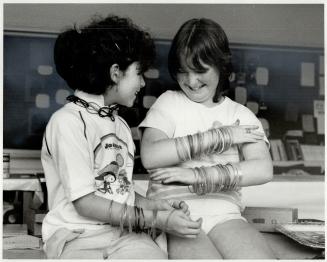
[{"x1": 74, "y1": 90, "x2": 105, "y2": 107}]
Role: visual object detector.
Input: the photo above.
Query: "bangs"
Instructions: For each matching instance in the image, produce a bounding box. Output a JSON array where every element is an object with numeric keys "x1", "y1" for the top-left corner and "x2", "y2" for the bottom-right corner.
[{"x1": 178, "y1": 37, "x2": 214, "y2": 72}]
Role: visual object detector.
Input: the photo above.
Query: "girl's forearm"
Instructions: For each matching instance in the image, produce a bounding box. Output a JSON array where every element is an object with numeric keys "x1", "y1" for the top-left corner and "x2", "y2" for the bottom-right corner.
[
  {"x1": 141, "y1": 138, "x2": 181, "y2": 169},
  {"x1": 202, "y1": 159, "x2": 272, "y2": 187},
  {"x1": 237, "y1": 159, "x2": 273, "y2": 186},
  {"x1": 141, "y1": 128, "x2": 232, "y2": 169},
  {"x1": 73, "y1": 193, "x2": 170, "y2": 233}
]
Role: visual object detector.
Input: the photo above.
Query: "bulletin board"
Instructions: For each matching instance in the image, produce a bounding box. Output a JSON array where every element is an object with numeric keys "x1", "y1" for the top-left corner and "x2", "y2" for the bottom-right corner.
[{"x1": 3, "y1": 33, "x2": 324, "y2": 151}]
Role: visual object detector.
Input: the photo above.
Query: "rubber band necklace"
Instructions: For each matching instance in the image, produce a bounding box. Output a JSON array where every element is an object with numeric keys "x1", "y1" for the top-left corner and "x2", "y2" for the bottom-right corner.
[{"x1": 66, "y1": 95, "x2": 119, "y2": 121}]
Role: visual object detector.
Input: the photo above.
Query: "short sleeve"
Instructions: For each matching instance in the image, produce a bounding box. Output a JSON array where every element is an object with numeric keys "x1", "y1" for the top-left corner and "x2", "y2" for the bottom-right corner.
[
  {"x1": 138, "y1": 91, "x2": 177, "y2": 139},
  {"x1": 235, "y1": 105, "x2": 270, "y2": 146},
  {"x1": 46, "y1": 112, "x2": 95, "y2": 201}
]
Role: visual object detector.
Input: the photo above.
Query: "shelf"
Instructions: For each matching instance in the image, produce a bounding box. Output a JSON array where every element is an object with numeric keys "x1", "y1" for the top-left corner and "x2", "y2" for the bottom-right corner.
[
  {"x1": 273, "y1": 160, "x2": 324, "y2": 167},
  {"x1": 272, "y1": 174, "x2": 324, "y2": 182},
  {"x1": 134, "y1": 173, "x2": 324, "y2": 182}
]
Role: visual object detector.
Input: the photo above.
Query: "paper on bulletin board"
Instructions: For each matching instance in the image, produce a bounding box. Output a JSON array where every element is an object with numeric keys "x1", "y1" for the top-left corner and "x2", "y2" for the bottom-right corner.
[
  {"x1": 255, "y1": 67, "x2": 269, "y2": 85},
  {"x1": 235, "y1": 86, "x2": 247, "y2": 105},
  {"x1": 319, "y1": 56, "x2": 324, "y2": 75},
  {"x1": 313, "y1": 100, "x2": 324, "y2": 135},
  {"x1": 313, "y1": 100, "x2": 324, "y2": 118},
  {"x1": 319, "y1": 76, "x2": 324, "y2": 96},
  {"x1": 302, "y1": 114, "x2": 315, "y2": 133},
  {"x1": 317, "y1": 115, "x2": 324, "y2": 134},
  {"x1": 300, "y1": 62, "x2": 315, "y2": 87}
]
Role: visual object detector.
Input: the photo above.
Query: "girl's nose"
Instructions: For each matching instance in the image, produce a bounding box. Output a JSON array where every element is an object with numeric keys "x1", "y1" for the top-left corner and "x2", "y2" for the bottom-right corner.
[
  {"x1": 186, "y1": 72, "x2": 199, "y2": 87},
  {"x1": 140, "y1": 75, "x2": 146, "y2": 88}
]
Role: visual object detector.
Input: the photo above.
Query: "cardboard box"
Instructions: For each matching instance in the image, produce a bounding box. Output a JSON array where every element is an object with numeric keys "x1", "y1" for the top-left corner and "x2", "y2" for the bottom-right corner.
[
  {"x1": 242, "y1": 207, "x2": 298, "y2": 232},
  {"x1": 3, "y1": 224, "x2": 27, "y2": 237}
]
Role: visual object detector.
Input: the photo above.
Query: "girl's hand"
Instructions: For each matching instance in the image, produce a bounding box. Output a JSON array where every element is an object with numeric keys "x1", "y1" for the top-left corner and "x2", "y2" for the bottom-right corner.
[
  {"x1": 138, "y1": 198, "x2": 190, "y2": 216},
  {"x1": 222, "y1": 119, "x2": 265, "y2": 145},
  {"x1": 167, "y1": 199, "x2": 190, "y2": 216},
  {"x1": 149, "y1": 167, "x2": 196, "y2": 185},
  {"x1": 157, "y1": 209, "x2": 202, "y2": 239},
  {"x1": 139, "y1": 198, "x2": 172, "y2": 210}
]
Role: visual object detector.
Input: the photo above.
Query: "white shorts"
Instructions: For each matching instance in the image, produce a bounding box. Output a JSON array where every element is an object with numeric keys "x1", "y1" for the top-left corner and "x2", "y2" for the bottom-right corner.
[
  {"x1": 44, "y1": 227, "x2": 167, "y2": 259},
  {"x1": 185, "y1": 199, "x2": 246, "y2": 234}
]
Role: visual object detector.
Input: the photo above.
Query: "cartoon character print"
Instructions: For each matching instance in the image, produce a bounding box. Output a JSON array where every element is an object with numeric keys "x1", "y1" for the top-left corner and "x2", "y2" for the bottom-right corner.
[
  {"x1": 116, "y1": 169, "x2": 131, "y2": 195},
  {"x1": 95, "y1": 161, "x2": 119, "y2": 194},
  {"x1": 95, "y1": 153, "x2": 131, "y2": 195}
]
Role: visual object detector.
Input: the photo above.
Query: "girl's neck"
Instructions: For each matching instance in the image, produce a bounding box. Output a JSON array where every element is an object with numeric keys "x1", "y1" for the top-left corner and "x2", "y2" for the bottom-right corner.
[
  {"x1": 200, "y1": 96, "x2": 225, "y2": 108},
  {"x1": 103, "y1": 86, "x2": 117, "y2": 106}
]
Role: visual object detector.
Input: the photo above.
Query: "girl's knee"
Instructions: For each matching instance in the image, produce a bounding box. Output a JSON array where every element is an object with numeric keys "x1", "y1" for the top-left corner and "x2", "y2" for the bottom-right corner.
[
  {"x1": 168, "y1": 232, "x2": 222, "y2": 259},
  {"x1": 208, "y1": 219, "x2": 276, "y2": 259}
]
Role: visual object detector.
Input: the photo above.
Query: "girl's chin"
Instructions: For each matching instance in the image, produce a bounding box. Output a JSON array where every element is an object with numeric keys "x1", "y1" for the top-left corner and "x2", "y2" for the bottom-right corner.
[{"x1": 186, "y1": 93, "x2": 206, "y2": 103}]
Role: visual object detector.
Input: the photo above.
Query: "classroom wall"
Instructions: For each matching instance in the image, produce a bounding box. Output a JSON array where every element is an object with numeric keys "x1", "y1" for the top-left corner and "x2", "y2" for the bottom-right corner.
[{"x1": 3, "y1": 3, "x2": 324, "y2": 47}]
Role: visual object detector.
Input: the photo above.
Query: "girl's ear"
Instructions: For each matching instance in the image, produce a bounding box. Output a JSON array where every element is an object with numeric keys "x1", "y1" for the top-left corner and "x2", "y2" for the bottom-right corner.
[{"x1": 109, "y1": 64, "x2": 121, "y2": 84}]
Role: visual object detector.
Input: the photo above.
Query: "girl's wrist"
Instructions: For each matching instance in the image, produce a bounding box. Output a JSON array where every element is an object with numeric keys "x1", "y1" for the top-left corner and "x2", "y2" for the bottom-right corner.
[
  {"x1": 189, "y1": 168, "x2": 197, "y2": 184},
  {"x1": 143, "y1": 209, "x2": 160, "y2": 228}
]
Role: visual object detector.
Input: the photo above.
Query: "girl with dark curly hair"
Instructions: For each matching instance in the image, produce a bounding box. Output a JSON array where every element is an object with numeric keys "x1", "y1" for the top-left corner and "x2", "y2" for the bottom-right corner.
[{"x1": 41, "y1": 15, "x2": 201, "y2": 259}]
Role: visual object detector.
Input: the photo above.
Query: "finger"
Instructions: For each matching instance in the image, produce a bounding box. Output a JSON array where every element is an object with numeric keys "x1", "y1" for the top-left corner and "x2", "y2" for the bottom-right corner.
[
  {"x1": 149, "y1": 172, "x2": 162, "y2": 179},
  {"x1": 252, "y1": 135, "x2": 264, "y2": 140},
  {"x1": 184, "y1": 210, "x2": 191, "y2": 217},
  {"x1": 150, "y1": 173, "x2": 171, "y2": 180},
  {"x1": 184, "y1": 219, "x2": 202, "y2": 229},
  {"x1": 233, "y1": 119, "x2": 240, "y2": 126},
  {"x1": 167, "y1": 199, "x2": 175, "y2": 207},
  {"x1": 180, "y1": 202, "x2": 189, "y2": 212},
  {"x1": 180, "y1": 205, "x2": 190, "y2": 216},
  {"x1": 147, "y1": 168, "x2": 161, "y2": 174},
  {"x1": 150, "y1": 174, "x2": 169, "y2": 181},
  {"x1": 185, "y1": 228, "x2": 201, "y2": 235},
  {"x1": 162, "y1": 176, "x2": 179, "y2": 184},
  {"x1": 175, "y1": 228, "x2": 201, "y2": 237},
  {"x1": 183, "y1": 228, "x2": 202, "y2": 235},
  {"x1": 242, "y1": 125, "x2": 259, "y2": 130},
  {"x1": 149, "y1": 169, "x2": 167, "y2": 176},
  {"x1": 171, "y1": 200, "x2": 182, "y2": 209},
  {"x1": 171, "y1": 201, "x2": 190, "y2": 216},
  {"x1": 251, "y1": 131, "x2": 265, "y2": 137},
  {"x1": 148, "y1": 168, "x2": 170, "y2": 174},
  {"x1": 173, "y1": 200, "x2": 188, "y2": 210},
  {"x1": 150, "y1": 175, "x2": 165, "y2": 181},
  {"x1": 246, "y1": 134, "x2": 264, "y2": 141}
]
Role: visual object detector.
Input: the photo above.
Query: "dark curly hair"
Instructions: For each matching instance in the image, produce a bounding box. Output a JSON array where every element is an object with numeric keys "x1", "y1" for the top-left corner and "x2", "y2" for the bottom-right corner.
[
  {"x1": 168, "y1": 18, "x2": 233, "y2": 102},
  {"x1": 54, "y1": 14, "x2": 155, "y2": 95}
]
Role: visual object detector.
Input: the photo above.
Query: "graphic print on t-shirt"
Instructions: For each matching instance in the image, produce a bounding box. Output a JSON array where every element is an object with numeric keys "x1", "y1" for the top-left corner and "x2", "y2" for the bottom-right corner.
[
  {"x1": 95, "y1": 153, "x2": 132, "y2": 195},
  {"x1": 95, "y1": 160, "x2": 119, "y2": 194},
  {"x1": 94, "y1": 132, "x2": 133, "y2": 197}
]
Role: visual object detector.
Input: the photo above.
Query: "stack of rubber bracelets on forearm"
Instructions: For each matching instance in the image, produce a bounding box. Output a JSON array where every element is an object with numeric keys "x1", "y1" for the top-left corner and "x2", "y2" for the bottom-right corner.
[
  {"x1": 108, "y1": 200, "x2": 175, "y2": 238},
  {"x1": 188, "y1": 164, "x2": 242, "y2": 195},
  {"x1": 174, "y1": 126, "x2": 242, "y2": 194},
  {"x1": 174, "y1": 126, "x2": 233, "y2": 161}
]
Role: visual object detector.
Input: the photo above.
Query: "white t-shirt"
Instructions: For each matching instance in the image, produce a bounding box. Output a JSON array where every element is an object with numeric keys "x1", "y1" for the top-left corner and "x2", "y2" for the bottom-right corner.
[
  {"x1": 139, "y1": 90, "x2": 268, "y2": 208},
  {"x1": 41, "y1": 90, "x2": 135, "y2": 243}
]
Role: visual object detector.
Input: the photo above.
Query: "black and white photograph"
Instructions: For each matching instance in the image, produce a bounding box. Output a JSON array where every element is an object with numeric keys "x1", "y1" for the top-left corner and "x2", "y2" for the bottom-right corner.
[{"x1": 2, "y1": 2, "x2": 325, "y2": 260}]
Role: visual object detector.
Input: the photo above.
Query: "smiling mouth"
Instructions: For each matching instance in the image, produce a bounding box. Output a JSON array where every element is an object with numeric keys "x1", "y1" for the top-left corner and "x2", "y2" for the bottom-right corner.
[{"x1": 189, "y1": 84, "x2": 205, "y2": 91}]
